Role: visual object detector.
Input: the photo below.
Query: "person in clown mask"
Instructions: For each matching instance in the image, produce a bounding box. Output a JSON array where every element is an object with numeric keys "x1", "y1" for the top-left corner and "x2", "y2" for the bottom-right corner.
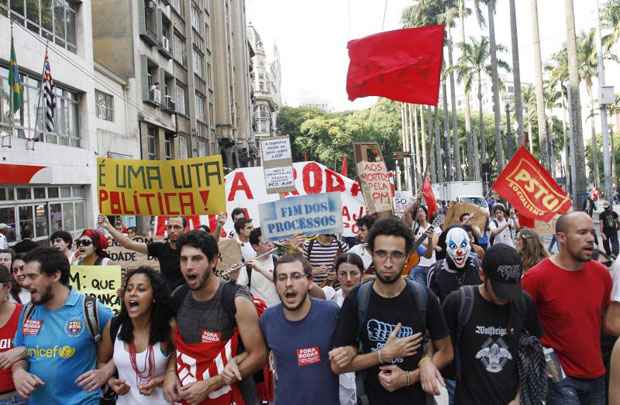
[{"x1": 74, "y1": 229, "x2": 111, "y2": 266}]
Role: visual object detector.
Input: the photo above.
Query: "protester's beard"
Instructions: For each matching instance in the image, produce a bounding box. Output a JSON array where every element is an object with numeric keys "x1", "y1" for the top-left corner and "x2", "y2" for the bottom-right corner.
[
  {"x1": 188, "y1": 268, "x2": 211, "y2": 291},
  {"x1": 32, "y1": 284, "x2": 53, "y2": 305},
  {"x1": 280, "y1": 291, "x2": 308, "y2": 312},
  {"x1": 375, "y1": 270, "x2": 400, "y2": 284}
]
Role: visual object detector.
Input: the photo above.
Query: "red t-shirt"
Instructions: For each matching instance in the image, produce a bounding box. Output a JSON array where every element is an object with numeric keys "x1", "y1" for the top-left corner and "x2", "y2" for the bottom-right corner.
[
  {"x1": 0, "y1": 304, "x2": 22, "y2": 393},
  {"x1": 522, "y1": 258, "x2": 611, "y2": 378}
]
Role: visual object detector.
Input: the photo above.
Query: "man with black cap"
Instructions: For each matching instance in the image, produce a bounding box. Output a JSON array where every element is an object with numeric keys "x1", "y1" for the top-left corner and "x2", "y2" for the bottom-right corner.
[
  {"x1": 442, "y1": 244, "x2": 541, "y2": 405},
  {"x1": 600, "y1": 201, "x2": 619, "y2": 258}
]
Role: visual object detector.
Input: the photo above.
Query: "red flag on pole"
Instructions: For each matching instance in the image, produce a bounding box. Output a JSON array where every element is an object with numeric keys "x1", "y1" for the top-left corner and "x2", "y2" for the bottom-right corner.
[
  {"x1": 346, "y1": 25, "x2": 445, "y2": 106},
  {"x1": 422, "y1": 176, "x2": 437, "y2": 219},
  {"x1": 493, "y1": 146, "x2": 571, "y2": 222},
  {"x1": 340, "y1": 155, "x2": 348, "y2": 177}
]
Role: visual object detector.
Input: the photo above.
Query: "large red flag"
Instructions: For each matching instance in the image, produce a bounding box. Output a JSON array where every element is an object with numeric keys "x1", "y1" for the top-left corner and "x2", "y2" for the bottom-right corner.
[
  {"x1": 346, "y1": 25, "x2": 445, "y2": 106},
  {"x1": 422, "y1": 176, "x2": 437, "y2": 219},
  {"x1": 493, "y1": 146, "x2": 571, "y2": 222}
]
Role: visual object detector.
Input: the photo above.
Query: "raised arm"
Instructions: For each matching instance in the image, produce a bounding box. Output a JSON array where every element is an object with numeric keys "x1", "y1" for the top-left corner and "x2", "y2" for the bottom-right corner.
[{"x1": 99, "y1": 215, "x2": 149, "y2": 254}]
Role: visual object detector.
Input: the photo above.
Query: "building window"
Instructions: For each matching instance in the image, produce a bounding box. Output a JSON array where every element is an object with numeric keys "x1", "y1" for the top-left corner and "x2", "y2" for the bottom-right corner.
[
  {"x1": 95, "y1": 90, "x2": 113, "y2": 121},
  {"x1": 170, "y1": 0, "x2": 183, "y2": 15},
  {"x1": 208, "y1": 102, "x2": 214, "y2": 127},
  {"x1": 5, "y1": 0, "x2": 78, "y2": 53},
  {"x1": 207, "y1": 62, "x2": 212, "y2": 90},
  {"x1": 191, "y1": 2, "x2": 201, "y2": 34},
  {"x1": 193, "y1": 48, "x2": 204, "y2": 78},
  {"x1": 147, "y1": 126, "x2": 158, "y2": 160},
  {"x1": 195, "y1": 92, "x2": 205, "y2": 122},
  {"x1": 0, "y1": 185, "x2": 88, "y2": 242},
  {"x1": 164, "y1": 133, "x2": 174, "y2": 160},
  {"x1": 173, "y1": 32, "x2": 186, "y2": 65},
  {"x1": 0, "y1": 67, "x2": 80, "y2": 146},
  {"x1": 175, "y1": 83, "x2": 187, "y2": 115}
]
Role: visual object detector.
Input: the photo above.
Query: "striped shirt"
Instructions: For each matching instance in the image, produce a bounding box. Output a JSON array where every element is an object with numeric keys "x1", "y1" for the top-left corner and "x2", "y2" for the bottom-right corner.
[{"x1": 303, "y1": 238, "x2": 349, "y2": 286}]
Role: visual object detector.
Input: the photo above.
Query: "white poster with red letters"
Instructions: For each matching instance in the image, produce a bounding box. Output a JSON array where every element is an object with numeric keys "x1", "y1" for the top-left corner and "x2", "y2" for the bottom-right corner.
[{"x1": 220, "y1": 162, "x2": 366, "y2": 238}]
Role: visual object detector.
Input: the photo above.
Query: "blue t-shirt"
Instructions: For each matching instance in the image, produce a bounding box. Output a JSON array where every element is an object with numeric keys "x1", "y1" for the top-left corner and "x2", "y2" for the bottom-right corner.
[
  {"x1": 13, "y1": 289, "x2": 113, "y2": 405},
  {"x1": 259, "y1": 298, "x2": 340, "y2": 405}
]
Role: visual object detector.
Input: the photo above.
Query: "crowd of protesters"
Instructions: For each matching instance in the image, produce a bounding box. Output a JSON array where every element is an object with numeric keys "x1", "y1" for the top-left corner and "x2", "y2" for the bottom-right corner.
[{"x1": 0, "y1": 193, "x2": 615, "y2": 405}]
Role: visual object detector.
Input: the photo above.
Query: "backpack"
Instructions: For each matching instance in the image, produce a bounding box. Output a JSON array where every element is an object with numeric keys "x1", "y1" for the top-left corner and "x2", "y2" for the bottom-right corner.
[
  {"x1": 454, "y1": 286, "x2": 547, "y2": 405},
  {"x1": 23, "y1": 294, "x2": 101, "y2": 342},
  {"x1": 354, "y1": 279, "x2": 429, "y2": 405}
]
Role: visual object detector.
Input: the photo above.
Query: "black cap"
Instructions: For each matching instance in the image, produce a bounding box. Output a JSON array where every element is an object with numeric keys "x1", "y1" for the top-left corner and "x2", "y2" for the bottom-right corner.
[{"x1": 482, "y1": 244, "x2": 523, "y2": 301}]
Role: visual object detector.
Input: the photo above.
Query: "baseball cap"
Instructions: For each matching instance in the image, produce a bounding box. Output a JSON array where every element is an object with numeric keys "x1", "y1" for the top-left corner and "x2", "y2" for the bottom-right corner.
[
  {"x1": 0, "y1": 224, "x2": 8, "y2": 230},
  {"x1": 0, "y1": 265, "x2": 11, "y2": 283},
  {"x1": 603, "y1": 201, "x2": 611, "y2": 209},
  {"x1": 482, "y1": 244, "x2": 523, "y2": 301}
]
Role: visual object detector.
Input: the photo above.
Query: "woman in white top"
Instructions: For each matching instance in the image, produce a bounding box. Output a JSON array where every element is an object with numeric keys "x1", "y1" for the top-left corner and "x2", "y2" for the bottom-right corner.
[
  {"x1": 74, "y1": 229, "x2": 112, "y2": 265},
  {"x1": 98, "y1": 266, "x2": 175, "y2": 404}
]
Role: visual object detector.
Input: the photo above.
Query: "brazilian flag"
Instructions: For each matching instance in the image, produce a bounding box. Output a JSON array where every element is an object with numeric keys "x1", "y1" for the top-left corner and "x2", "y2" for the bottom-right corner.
[{"x1": 8, "y1": 34, "x2": 23, "y2": 113}]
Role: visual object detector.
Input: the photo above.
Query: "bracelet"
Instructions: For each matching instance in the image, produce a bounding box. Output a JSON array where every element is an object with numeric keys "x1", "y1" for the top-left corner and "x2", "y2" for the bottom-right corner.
[
  {"x1": 377, "y1": 349, "x2": 384, "y2": 364},
  {"x1": 418, "y1": 356, "x2": 432, "y2": 368},
  {"x1": 406, "y1": 371, "x2": 412, "y2": 386}
]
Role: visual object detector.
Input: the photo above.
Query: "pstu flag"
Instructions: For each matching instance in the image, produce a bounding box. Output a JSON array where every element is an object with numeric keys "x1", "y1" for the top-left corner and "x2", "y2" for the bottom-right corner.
[
  {"x1": 346, "y1": 25, "x2": 445, "y2": 106},
  {"x1": 8, "y1": 33, "x2": 23, "y2": 113},
  {"x1": 43, "y1": 51, "x2": 56, "y2": 132}
]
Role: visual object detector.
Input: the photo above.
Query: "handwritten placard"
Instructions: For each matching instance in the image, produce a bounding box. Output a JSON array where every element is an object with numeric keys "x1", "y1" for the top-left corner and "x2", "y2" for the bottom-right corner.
[
  {"x1": 357, "y1": 161, "x2": 394, "y2": 214},
  {"x1": 70, "y1": 265, "x2": 122, "y2": 314},
  {"x1": 261, "y1": 136, "x2": 295, "y2": 193}
]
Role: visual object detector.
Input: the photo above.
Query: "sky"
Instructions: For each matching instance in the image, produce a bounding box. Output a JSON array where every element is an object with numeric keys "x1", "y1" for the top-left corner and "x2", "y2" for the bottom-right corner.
[{"x1": 246, "y1": 0, "x2": 611, "y2": 112}]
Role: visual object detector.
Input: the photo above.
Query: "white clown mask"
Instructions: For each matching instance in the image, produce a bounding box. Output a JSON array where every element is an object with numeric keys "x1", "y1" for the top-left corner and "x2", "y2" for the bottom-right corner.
[{"x1": 446, "y1": 227, "x2": 471, "y2": 269}]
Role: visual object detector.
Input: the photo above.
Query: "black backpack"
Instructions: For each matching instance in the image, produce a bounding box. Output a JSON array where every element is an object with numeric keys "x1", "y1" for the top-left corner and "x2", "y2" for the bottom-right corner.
[{"x1": 454, "y1": 286, "x2": 547, "y2": 405}]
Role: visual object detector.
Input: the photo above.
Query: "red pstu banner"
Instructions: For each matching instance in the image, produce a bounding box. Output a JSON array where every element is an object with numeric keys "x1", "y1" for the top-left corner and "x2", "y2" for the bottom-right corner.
[{"x1": 493, "y1": 146, "x2": 571, "y2": 222}]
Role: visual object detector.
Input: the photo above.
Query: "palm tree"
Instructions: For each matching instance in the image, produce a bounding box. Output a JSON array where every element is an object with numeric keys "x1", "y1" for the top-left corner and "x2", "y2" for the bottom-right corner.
[
  {"x1": 481, "y1": 0, "x2": 504, "y2": 170},
  {"x1": 508, "y1": 0, "x2": 524, "y2": 145},
  {"x1": 521, "y1": 84, "x2": 537, "y2": 153},
  {"x1": 453, "y1": 37, "x2": 510, "y2": 176},
  {"x1": 602, "y1": 0, "x2": 620, "y2": 52}
]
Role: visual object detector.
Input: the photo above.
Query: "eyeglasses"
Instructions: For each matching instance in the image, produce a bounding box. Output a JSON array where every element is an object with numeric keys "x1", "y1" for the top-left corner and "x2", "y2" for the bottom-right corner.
[
  {"x1": 166, "y1": 224, "x2": 183, "y2": 230},
  {"x1": 276, "y1": 272, "x2": 307, "y2": 282},
  {"x1": 373, "y1": 250, "x2": 406, "y2": 261},
  {"x1": 75, "y1": 239, "x2": 93, "y2": 247}
]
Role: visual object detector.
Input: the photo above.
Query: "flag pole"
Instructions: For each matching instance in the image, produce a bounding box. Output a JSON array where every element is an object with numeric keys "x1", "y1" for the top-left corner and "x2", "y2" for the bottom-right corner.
[
  {"x1": 29, "y1": 42, "x2": 50, "y2": 151},
  {"x1": 3, "y1": 21, "x2": 15, "y2": 149}
]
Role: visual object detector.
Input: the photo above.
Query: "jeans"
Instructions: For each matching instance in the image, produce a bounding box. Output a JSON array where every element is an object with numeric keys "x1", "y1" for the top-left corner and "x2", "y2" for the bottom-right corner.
[
  {"x1": 409, "y1": 265, "x2": 430, "y2": 286},
  {"x1": 603, "y1": 231, "x2": 619, "y2": 257},
  {"x1": 546, "y1": 375, "x2": 606, "y2": 405},
  {"x1": 445, "y1": 378, "x2": 456, "y2": 405},
  {"x1": 0, "y1": 393, "x2": 27, "y2": 405}
]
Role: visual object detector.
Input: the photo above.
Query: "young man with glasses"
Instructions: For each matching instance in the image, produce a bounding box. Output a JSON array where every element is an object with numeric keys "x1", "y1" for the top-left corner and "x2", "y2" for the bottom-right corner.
[
  {"x1": 259, "y1": 254, "x2": 341, "y2": 404},
  {"x1": 331, "y1": 217, "x2": 453, "y2": 404},
  {"x1": 99, "y1": 215, "x2": 186, "y2": 291}
]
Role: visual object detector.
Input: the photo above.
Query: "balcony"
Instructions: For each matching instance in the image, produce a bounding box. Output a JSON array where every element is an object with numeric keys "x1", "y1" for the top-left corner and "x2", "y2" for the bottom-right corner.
[
  {"x1": 139, "y1": 0, "x2": 159, "y2": 47},
  {"x1": 162, "y1": 95, "x2": 176, "y2": 113}
]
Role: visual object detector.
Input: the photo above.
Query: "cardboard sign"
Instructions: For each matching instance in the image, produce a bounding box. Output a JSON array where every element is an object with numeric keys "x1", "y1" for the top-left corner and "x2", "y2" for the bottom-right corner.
[
  {"x1": 215, "y1": 239, "x2": 243, "y2": 281},
  {"x1": 357, "y1": 161, "x2": 394, "y2": 214},
  {"x1": 220, "y1": 162, "x2": 366, "y2": 238},
  {"x1": 259, "y1": 193, "x2": 343, "y2": 241},
  {"x1": 69, "y1": 266, "x2": 122, "y2": 314},
  {"x1": 393, "y1": 191, "x2": 414, "y2": 217},
  {"x1": 106, "y1": 236, "x2": 160, "y2": 272},
  {"x1": 261, "y1": 136, "x2": 295, "y2": 193},
  {"x1": 97, "y1": 156, "x2": 226, "y2": 216},
  {"x1": 444, "y1": 202, "x2": 489, "y2": 231}
]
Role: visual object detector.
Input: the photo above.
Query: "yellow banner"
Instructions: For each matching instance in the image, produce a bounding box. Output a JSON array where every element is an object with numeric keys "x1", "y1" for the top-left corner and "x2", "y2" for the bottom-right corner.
[
  {"x1": 70, "y1": 265, "x2": 122, "y2": 314},
  {"x1": 97, "y1": 156, "x2": 226, "y2": 216}
]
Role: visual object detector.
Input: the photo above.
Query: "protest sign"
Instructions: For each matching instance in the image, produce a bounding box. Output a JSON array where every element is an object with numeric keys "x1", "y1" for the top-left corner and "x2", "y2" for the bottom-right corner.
[
  {"x1": 444, "y1": 202, "x2": 489, "y2": 231},
  {"x1": 97, "y1": 155, "x2": 226, "y2": 216},
  {"x1": 393, "y1": 191, "x2": 414, "y2": 217},
  {"x1": 259, "y1": 193, "x2": 343, "y2": 241},
  {"x1": 216, "y1": 239, "x2": 243, "y2": 281},
  {"x1": 107, "y1": 236, "x2": 160, "y2": 272},
  {"x1": 70, "y1": 266, "x2": 122, "y2": 313},
  {"x1": 357, "y1": 160, "x2": 394, "y2": 214},
  {"x1": 261, "y1": 136, "x2": 295, "y2": 193},
  {"x1": 219, "y1": 161, "x2": 366, "y2": 237}
]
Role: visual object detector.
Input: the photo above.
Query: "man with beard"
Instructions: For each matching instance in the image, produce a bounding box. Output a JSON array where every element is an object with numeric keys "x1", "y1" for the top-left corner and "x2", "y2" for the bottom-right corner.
[
  {"x1": 523, "y1": 212, "x2": 612, "y2": 405},
  {"x1": 331, "y1": 218, "x2": 453, "y2": 405},
  {"x1": 11, "y1": 248, "x2": 113, "y2": 404},
  {"x1": 163, "y1": 230, "x2": 267, "y2": 405},
  {"x1": 100, "y1": 215, "x2": 185, "y2": 291},
  {"x1": 259, "y1": 254, "x2": 341, "y2": 404}
]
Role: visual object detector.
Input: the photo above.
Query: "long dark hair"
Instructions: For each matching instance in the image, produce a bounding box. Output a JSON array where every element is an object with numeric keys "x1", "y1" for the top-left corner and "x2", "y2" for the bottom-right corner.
[{"x1": 117, "y1": 266, "x2": 174, "y2": 346}]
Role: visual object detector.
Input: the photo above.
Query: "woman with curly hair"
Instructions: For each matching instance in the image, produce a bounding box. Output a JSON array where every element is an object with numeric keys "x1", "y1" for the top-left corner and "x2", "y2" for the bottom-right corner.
[
  {"x1": 74, "y1": 229, "x2": 111, "y2": 265},
  {"x1": 97, "y1": 266, "x2": 175, "y2": 404},
  {"x1": 515, "y1": 228, "x2": 548, "y2": 273}
]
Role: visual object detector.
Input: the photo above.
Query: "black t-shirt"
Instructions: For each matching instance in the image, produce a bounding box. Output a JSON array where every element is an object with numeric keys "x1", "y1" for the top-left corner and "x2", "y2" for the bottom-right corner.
[
  {"x1": 442, "y1": 288, "x2": 541, "y2": 405},
  {"x1": 600, "y1": 209, "x2": 619, "y2": 233},
  {"x1": 333, "y1": 282, "x2": 449, "y2": 405},
  {"x1": 428, "y1": 258, "x2": 481, "y2": 303},
  {"x1": 147, "y1": 241, "x2": 183, "y2": 290}
]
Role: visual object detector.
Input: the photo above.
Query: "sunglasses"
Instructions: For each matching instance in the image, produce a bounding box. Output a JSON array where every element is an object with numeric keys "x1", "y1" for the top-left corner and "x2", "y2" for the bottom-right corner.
[{"x1": 76, "y1": 239, "x2": 93, "y2": 247}]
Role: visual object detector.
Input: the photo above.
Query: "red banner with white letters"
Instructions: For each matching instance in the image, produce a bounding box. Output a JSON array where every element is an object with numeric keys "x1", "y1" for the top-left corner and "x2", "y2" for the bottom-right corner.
[{"x1": 493, "y1": 146, "x2": 571, "y2": 222}]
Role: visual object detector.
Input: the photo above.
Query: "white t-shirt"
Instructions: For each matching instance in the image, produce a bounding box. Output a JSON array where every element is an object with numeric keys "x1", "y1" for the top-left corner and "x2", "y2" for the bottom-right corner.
[
  {"x1": 489, "y1": 218, "x2": 515, "y2": 247},
  {"x1": 413, "y1": 223, "x2": 442, "y2": 267},
  {"x1": 321, "y1": 286, "x2": 356, "y2": 405},
  {"x1": 237, "y1": 255, "x2": 280, "y2": 307},
  {"x1": 347, "y1": 244, "x2": 373, "y2": 271},
  {"x1": 237, "y1": 237, "x2": 257, "y2": 262},
  {"x1": 610, "y1": 259, "x2": 620, "y2": 302},
  {"x1": 0, "y1": 234, "x2": 7, "y2": 249}
]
